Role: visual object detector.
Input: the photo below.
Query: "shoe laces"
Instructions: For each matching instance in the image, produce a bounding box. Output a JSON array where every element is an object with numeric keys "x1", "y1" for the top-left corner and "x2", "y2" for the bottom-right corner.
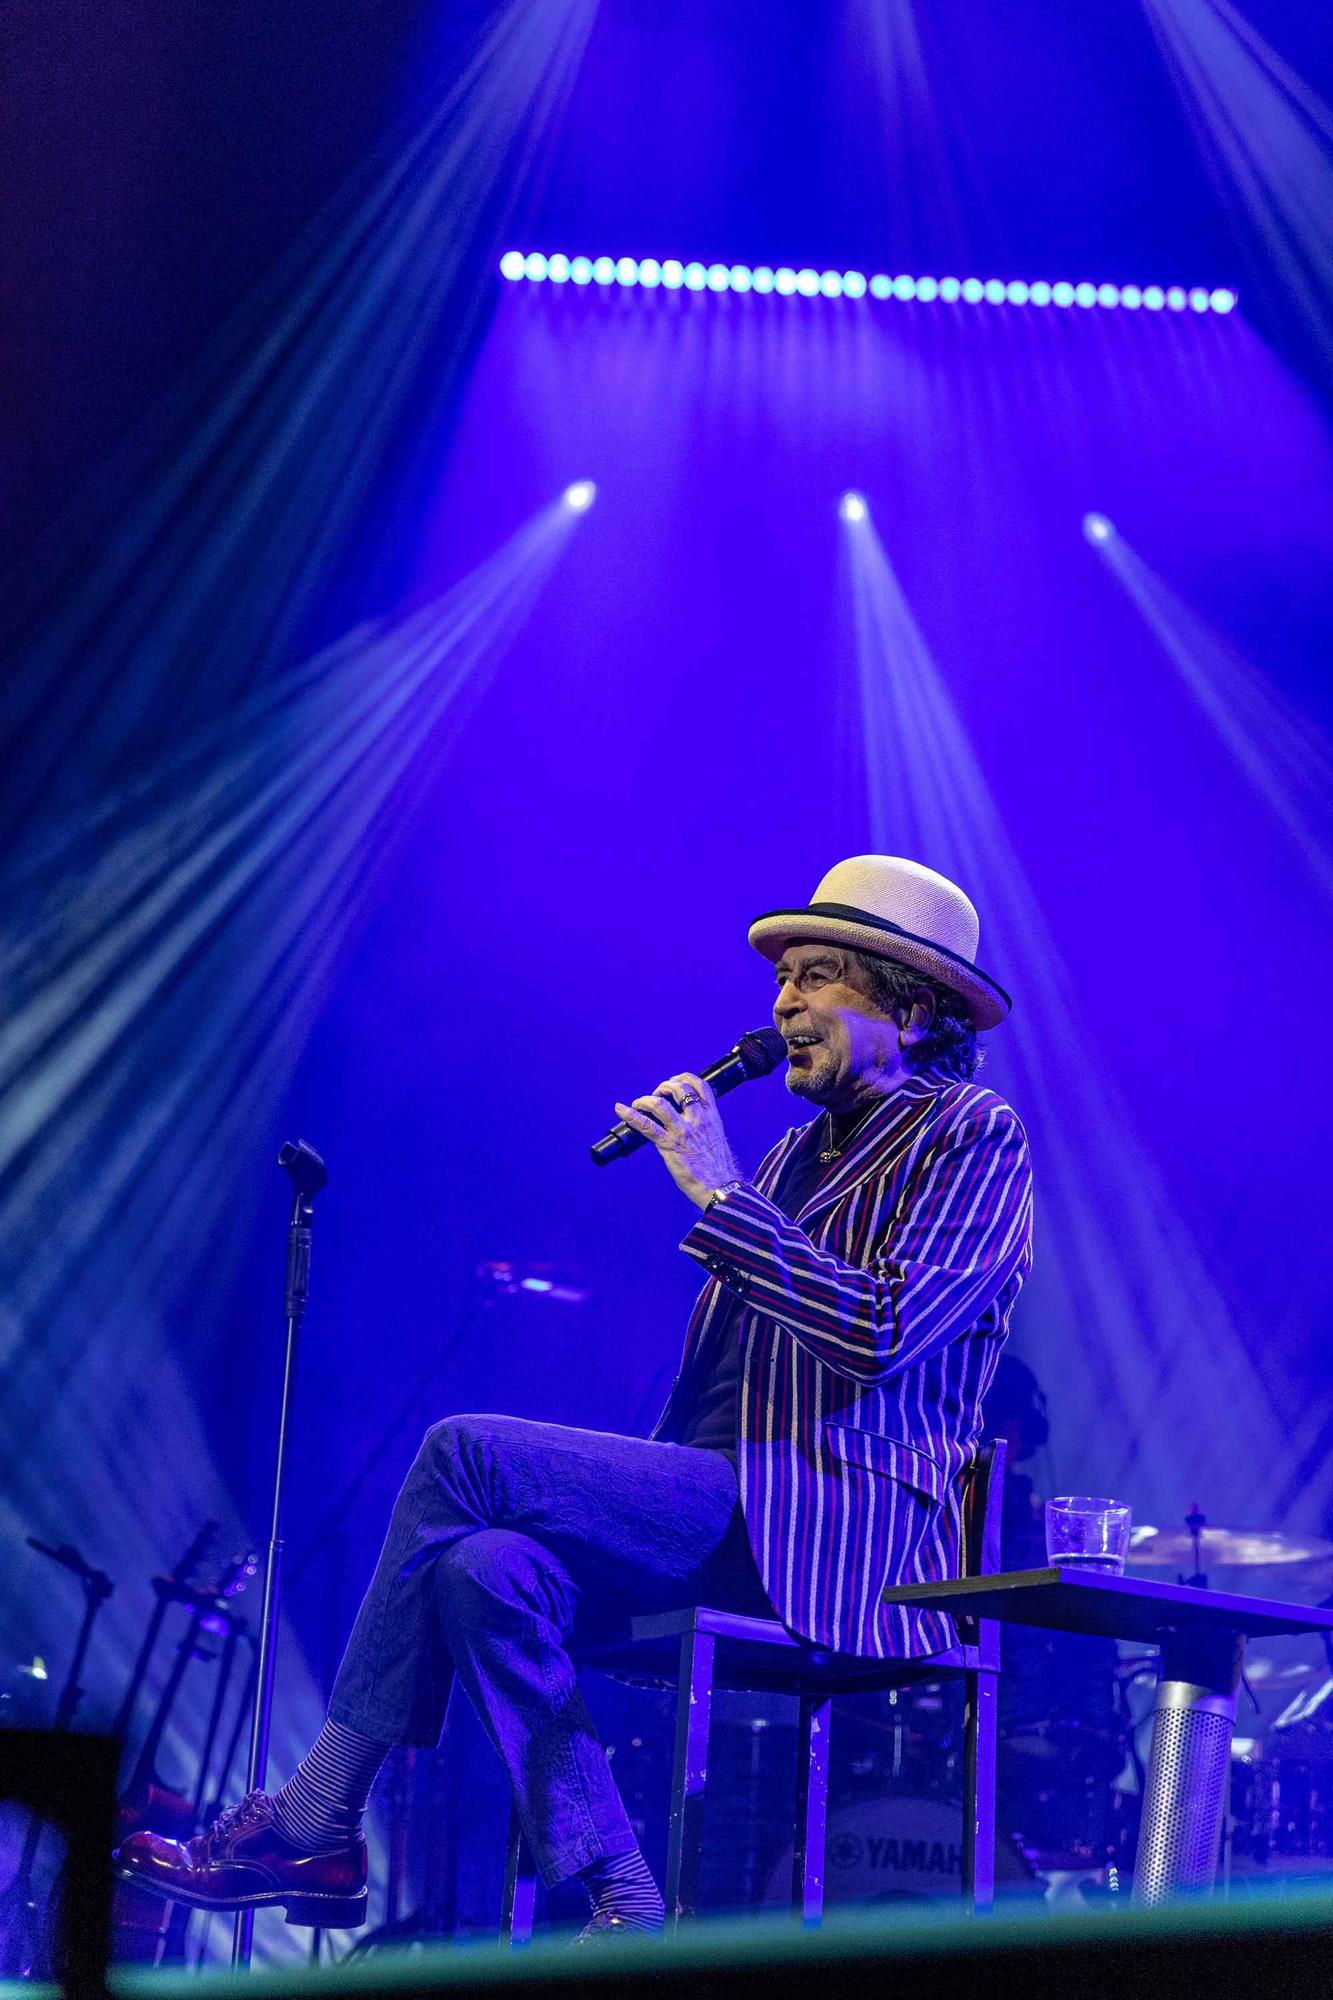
[{"x1": 206, "y1": 1791, "x2": 269, "y2": 1855}]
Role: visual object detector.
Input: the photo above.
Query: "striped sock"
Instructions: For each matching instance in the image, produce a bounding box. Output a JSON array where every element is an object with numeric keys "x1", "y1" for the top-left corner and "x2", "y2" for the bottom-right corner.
[
  {"x1": 270, "y1": 1718, "x2": 391, "y2": 1854},
  {"x1": 578, "y1": 1845, "x2": 665, "y2": 1931}
]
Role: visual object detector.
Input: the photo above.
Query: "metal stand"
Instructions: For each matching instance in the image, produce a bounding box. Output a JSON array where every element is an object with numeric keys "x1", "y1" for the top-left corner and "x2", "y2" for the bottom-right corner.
[
  {"x1": 1133, "y1": 1627, "x2": 1245, "y2": 1905},
  {"x1": 231, "y1": 1139, "x2": 327, "y2": 1973}
]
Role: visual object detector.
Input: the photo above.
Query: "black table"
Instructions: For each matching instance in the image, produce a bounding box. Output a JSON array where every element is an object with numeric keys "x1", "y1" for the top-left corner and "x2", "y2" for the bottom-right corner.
[{"x1": 882, "y1": 1566, "x2": 1333, "y2": 1902}]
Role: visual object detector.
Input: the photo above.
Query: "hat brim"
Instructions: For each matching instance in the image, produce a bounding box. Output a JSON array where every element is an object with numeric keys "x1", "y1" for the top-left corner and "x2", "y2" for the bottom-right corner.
[{"x1": 748, "y1": 903, "x2": 1011, "y2": 1031}]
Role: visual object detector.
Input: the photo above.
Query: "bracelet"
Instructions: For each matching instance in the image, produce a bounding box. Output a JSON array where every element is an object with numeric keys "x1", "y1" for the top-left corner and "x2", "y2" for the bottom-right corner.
[{"x1": 705, "y1": 1179, "x2": 748, "y2": 1211}]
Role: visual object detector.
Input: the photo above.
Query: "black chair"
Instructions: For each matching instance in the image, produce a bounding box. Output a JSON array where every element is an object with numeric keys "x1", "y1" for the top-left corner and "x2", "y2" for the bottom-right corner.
[{"x1": 501, "y1": 1438, "x2": 1005, "y2": 1940}]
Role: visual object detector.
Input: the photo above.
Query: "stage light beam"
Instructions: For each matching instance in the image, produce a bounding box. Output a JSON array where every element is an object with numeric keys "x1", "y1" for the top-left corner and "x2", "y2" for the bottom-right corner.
[
  {"x1": 1085, "y1": 521, "x2": 1333, "y2": 905},
  {"x1": 838, "y1": 504, "x2": 1291, "y2": 1521},
  {"x1": 0, "y1": 492, "x2": 591, "y2": 1953},
  {"x1": 1144, "y1": 0, "x2": 1333, "y2": 363}
]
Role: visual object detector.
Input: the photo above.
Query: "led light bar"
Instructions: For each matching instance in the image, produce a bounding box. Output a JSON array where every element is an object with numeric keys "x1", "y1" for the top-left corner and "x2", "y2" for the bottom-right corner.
[{"x1": 499, "y1": 251, "x2": 1238, "y2": 315}]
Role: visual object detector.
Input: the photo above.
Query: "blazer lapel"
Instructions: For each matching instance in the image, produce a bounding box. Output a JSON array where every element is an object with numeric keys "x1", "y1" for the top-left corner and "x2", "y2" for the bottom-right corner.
[{"x1": 793, "y1": 1076, "x2": 950, "y2": 1231}]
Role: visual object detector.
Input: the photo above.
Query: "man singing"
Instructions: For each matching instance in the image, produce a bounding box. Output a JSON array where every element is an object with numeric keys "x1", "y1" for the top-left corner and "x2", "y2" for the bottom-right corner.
[{"x1": 118, "y1": 855, "x2": 1033, "y2": 1940}]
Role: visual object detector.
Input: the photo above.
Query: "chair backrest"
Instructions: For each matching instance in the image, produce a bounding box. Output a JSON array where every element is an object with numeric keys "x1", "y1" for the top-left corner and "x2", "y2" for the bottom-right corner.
[{"x1": 960, "y1": 1437, "x2": 1007, "y2": 1580}]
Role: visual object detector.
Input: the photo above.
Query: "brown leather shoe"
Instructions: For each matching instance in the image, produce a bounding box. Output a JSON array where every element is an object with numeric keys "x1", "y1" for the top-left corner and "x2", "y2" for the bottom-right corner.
[{"x1": 114, "y1": 1791, "x2": 367, "y2": 1928}]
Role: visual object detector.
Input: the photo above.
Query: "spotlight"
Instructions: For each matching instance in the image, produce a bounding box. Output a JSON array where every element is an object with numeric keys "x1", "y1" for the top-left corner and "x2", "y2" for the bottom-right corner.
[
  {"x1": 615, "y1": 256, "x2": 638, "y2": 286},
  {"x1": 563, "y1": 480, "x2": 597, "y2": 512},
  {"x1": 500, "y1": 250, "x2": 525, "y2": 281},
  {"x1": 840, "y1": 491, "x2": 869, "y2": 524},
  {"x1": 1082, "y1": 512, "x2": 1116, "y2": 545},
  {"x1": 1210, "y1": 288, "x2": 1237, "y2": 314},
  {"x1": 796, "y1": 269, "x2": 821, "y2": 297},
  {"x1": 869, "y1": 274, "x2": 892, "y2": 299},
  {"x1": 983, "y1": 279, "x2": 1007, "y2": 304}
]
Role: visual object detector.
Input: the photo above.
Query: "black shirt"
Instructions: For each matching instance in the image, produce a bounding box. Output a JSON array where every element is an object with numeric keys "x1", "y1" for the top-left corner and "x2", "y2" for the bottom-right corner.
[{"x1": 678, "y1": 1107, "x2": 867, "y2": 1454}]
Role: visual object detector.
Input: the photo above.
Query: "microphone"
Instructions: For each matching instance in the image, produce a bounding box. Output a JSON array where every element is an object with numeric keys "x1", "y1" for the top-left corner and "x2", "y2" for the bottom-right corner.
[{"x1": 591, "y1": 1027, "x2": 787, "y2": 1167}]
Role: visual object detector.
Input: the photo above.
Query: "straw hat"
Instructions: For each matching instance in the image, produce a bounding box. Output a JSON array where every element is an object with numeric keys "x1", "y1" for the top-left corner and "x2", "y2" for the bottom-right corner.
[{"x1": 747, "y1": 856, "x2": 1011, "y2": 1030}]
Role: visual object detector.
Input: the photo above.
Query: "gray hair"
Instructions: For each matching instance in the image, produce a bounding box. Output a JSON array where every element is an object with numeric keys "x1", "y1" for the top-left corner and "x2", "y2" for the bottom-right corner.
[{"x1": 847, "y1": 950, "x2": 982, "y2": 1082}]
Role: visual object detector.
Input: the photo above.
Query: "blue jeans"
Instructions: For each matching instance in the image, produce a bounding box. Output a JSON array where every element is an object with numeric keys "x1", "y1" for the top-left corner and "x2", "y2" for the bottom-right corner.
[{"x1": 328, "y1": 1414, "x2": 769, "y2": 1885}]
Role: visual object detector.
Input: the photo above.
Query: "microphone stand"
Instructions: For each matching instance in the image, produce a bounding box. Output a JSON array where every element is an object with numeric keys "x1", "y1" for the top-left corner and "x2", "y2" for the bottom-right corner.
[{"x1": 232, "y1": 1140, "x2": 327, "y2": 1973}]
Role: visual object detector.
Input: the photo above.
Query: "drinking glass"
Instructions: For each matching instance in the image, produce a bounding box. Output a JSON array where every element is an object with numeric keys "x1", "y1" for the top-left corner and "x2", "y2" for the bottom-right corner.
[{"x1": 1045, "y1": 1495, "x2": 1132, "y2": 1575}]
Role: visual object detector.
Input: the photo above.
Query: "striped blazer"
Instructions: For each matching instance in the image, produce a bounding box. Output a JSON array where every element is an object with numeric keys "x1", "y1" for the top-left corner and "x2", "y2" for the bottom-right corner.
[{"x1": 651, "y1": 1073, "x2": 1033, "y2": 1659}]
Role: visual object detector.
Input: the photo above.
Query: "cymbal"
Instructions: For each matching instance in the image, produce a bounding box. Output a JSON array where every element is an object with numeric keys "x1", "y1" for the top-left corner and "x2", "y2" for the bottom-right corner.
[
  {"x1": 1243, "y1": 1654, "x2": 1328, "y2": 1692},
  {"x1": 1127, "y1": 1525, "x2": 1333, "y2": 1569}
]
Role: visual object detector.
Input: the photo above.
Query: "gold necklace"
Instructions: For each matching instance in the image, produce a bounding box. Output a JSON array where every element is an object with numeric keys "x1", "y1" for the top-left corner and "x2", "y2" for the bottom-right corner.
[{"x1": 818, "y1": 1101, "x2": 883, "y2": 1165}]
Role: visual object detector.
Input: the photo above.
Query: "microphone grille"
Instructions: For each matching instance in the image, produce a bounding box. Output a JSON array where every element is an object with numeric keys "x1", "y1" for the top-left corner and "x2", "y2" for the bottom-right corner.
[{"x1": 736, "y1": 1027, "x2": 787, "y2": 1078}]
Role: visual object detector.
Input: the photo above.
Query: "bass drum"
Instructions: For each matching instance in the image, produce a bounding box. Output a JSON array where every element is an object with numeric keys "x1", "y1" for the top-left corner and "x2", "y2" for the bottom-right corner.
[{"x1": 766, "y1": 1795, "x2": 1037, "y2": 1904}]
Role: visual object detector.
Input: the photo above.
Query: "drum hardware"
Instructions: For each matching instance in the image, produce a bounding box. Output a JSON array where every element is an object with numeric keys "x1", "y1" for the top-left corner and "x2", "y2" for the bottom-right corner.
[
  {"x1": 1228, "y1": 1747, "x2": 1333, "y2": 1869},
  {"x1": 1238, "y1": 1654, "x2": 1327, "y2": 1697},
  {"x1": 767, "y1": 1795, "x2": 1037, "y2": 1905},
  {"x1": 0, "y1": 1540, "x2": 115, "y2": 1980},
  {"x1": 1270, "y1": 1674, "x2": 1333, "y2": 1736}
]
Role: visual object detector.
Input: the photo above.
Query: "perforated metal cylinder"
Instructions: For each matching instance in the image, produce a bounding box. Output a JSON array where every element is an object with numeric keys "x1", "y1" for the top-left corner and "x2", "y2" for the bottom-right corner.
[{"x1": 1132, "y1": 1681, "x2": 1236, "y2": 1903}]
